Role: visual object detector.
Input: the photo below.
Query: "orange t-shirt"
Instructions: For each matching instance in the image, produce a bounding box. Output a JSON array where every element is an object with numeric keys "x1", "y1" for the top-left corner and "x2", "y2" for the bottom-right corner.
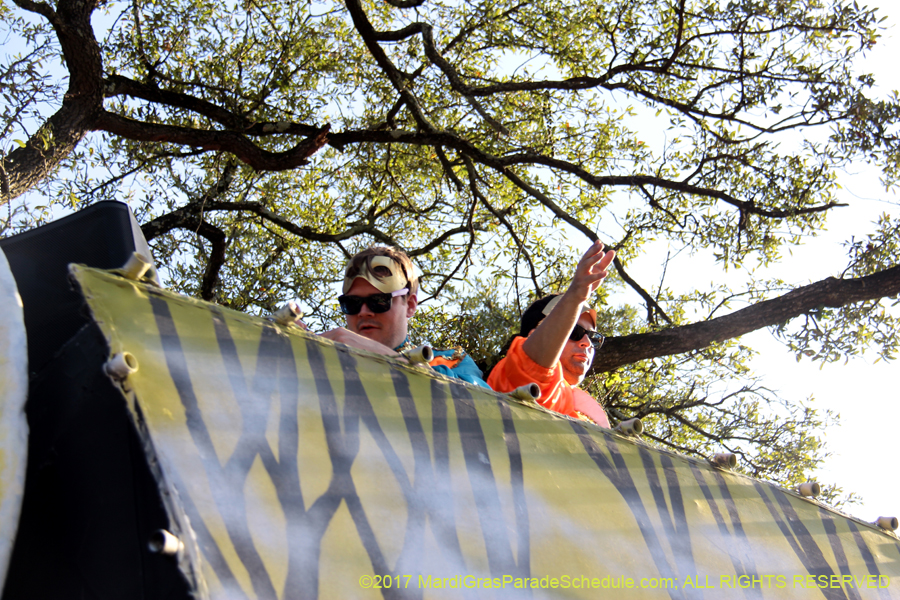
[{"x1": 488, "y1": 337, "x2": 610, "y2": 428}]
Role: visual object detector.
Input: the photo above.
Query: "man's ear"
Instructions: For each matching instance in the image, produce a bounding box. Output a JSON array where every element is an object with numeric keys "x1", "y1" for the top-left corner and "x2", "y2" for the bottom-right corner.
[{"x1": 405, "y1": 294, "x2": 418, "y2": 318}]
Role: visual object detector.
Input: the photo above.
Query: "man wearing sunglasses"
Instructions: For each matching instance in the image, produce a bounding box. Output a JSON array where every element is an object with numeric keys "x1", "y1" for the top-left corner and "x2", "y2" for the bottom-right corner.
[
  {"x1": 487, "y1": 240, "x2": 614, "y2": 426},
  {"x1": 320, "y1": 246, "x2": 489, "y2": 387}
]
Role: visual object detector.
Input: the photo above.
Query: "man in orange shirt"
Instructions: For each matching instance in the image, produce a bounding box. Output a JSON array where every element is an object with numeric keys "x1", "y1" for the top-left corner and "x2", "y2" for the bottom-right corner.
[{"x1": 488, "y1": 241, "x2": 614, "y2": 426}]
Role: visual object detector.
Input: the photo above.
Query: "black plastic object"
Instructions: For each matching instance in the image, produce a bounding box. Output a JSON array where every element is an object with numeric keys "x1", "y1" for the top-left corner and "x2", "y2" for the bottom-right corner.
[
  {"x1": 2, "y1": 326, "x2": 191, "y2": 599},
  {"x1": 1, "y1": 203, "x2": 190, "y2": 599},
  {"x1": 0, "y1": 201, "x2": 154, "y2": 378}
]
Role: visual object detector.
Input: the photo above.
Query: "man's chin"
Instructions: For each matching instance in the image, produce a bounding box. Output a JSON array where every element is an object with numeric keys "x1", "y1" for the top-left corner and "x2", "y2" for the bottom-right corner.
[{"x1": 563, "y1": 361, "x2": 589, "y2": 384}]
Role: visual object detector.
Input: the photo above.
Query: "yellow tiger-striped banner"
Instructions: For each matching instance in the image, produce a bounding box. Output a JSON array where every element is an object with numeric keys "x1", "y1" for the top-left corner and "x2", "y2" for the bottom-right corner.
[{"x1": 73, "y1": 265, "x2": 900, "y2": 600}]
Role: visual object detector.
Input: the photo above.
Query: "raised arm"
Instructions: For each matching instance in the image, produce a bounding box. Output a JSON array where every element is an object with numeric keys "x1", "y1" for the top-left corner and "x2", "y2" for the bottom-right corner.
[{"x1": 522, "y1": 241, "x2": 615, "y2": 369}]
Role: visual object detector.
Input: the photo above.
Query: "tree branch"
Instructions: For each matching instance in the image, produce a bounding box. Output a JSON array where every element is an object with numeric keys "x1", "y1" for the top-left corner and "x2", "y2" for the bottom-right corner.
[
  {"x1": 461, "y1": 156, "x2": 542, "y2": 294},
  {"x1": 192, "y1": 218, "x2": 228, "y2": 302},
  {"x1": 591, "y1": 264, "x2": 900, "y2": 373},
  {"x1": 344, "y1": 0, "x2": 438, "y2": 133},
  {"x1": 3, "y1": 0, "x2": 103, "y2": 203},
  {"x1": 499, "y1": 154, "x2": 846, "y2": 219},
  {"x1": 141, "y1": 161, "x2": 237, "y2": 241},
  {"x1": 103, "y1": 75, "x2": 327, "y2": 137},
  {"x1": 93, "y1": 111, "x2": 330, "y2": 171},
  {"x1": 383, "y1": 0, "x2": 425, "y2": 7},
  {"x1": 141, "y1": 208, "x2": 227, "y2": 301},
  {"x1": 186, "y1": 200, "x2": 386, "y2": 243},
  {"x1": 612, "y1": 256, "x2": 674, "y2": 326},
  {"x1": 329, "y1": 129, "x2": 845, "y2": 222}
]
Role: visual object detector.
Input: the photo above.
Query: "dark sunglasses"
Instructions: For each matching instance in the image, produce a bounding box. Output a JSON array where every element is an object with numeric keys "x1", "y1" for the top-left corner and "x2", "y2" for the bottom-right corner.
[
  {"x1": 570, "y1": 323, "x2": 604, "y2": 349},
  {"x1": 338, "y1": 288, "x2": 409, "y2": 315}
]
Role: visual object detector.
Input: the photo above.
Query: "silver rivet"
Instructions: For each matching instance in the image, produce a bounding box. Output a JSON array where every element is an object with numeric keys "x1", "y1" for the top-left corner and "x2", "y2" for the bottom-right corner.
[
  {"x1": 105, "y1": 352, "x2": 138, "y2": 380},
  {"x1": 120, "y1": 253, "x2": 152, "y2": 281},
  {"x1": 798, "y1": 482, "x2": 821, "y2": 497},
  {"x1": 509, "y1": 383, "x2": 541, "y2": 402},
  {"x1": 270, "y1": 301, "x2": 303, "y2": 326},
  {"x1": 148, "y1": 529, "x2": 183, "y2": 555},
  {"x1": 710, "y1": 453, "x2": 737, "y2": 470},
  {"x1": 401, "y1": 345, "x2": 434, "y2": 365},
  {"x1": 615, "y1": 418, "x2": 644, "y2": 436}
]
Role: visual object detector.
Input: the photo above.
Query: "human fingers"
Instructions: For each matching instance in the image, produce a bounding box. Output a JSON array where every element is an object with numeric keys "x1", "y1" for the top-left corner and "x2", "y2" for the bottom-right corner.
[
  {"x1": 319, "y1": 327, "x2": 346, "y2": 341},
  {"x1": 583, "y1": 250, "x2": 616, "y2": 293},
  {"x1": 574, "y1": 240, "x2": 605, "y2": 276},
  {"x1": 581, "y1": 248, "x2": 615, "y2": 279},
  {"x1": 578, "y1": 239, "x2": 605, "y2": 264},
  {"x1": 597, "y1": 248, "x2": 616, "y2": 272}
]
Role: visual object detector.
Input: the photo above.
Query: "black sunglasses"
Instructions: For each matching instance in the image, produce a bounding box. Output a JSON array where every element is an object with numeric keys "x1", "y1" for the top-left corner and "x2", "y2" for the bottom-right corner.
[
  {"x1": 338, "y1": 288, "x2": 409, "y2": 315},
  {"x1": 570, "y1": 323, "x2": 604, "y2": 349}
]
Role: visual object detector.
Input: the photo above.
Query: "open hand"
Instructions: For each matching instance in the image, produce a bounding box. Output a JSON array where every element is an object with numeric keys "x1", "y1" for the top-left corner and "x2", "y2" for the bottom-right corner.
[{"x1": 569, "y1": 240, "x2": 615, "y2": 301}]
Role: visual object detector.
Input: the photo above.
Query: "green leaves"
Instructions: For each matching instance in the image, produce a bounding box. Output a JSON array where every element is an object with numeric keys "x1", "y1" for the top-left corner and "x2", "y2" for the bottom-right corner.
[{"x1": 2, "y1": 0, "x2": 899, "y2": 509}]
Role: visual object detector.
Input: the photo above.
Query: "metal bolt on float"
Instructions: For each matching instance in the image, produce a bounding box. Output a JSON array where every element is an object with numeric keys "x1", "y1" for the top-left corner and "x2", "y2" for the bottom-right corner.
[
  {"x1": 710, "y1": 453, "x2": 737, "y2": 470},
  {"x1": 508, "y1": 383, "x2": 541, "y2": 402},
  {"x1": 615, "y1": 418, "x2": 644, "y2": 436},
  {"x1": 798, "y1": 482, "x2": 821, "y2": 498},
  {"x1": 104, "y1": 352, "x2": 138, "y2": 380},
  {"x1": 270, "y1": 301, "x2": 303, "y2": 326},
  {"x1": 148, "y1": 529, "x2": 183, "y2": 556},
  {"x1": 401, "y1": 345, "x2": 434, "y2": 365},
  {"x1": 117, "y1": 252, "x2": 160, "y2": 285},
  {"x1": 119, "y1": 253, "x2": 152, "y2": 281}
]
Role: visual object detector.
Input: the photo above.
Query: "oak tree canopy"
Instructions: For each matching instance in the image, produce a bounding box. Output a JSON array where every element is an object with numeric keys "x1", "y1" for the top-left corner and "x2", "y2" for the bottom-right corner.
[{"x1": 3, "y1": 0, "x2": 899, "y2": 501}]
